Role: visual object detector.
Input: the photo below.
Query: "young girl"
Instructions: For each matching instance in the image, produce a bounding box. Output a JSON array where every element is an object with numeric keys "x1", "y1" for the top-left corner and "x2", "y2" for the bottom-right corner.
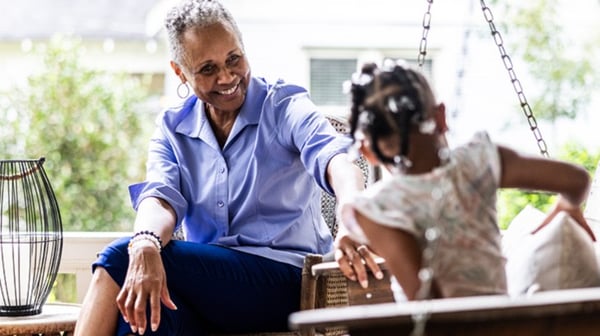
[{"x1": 339, "y1": 60, "x2": 595, "y2": 301}]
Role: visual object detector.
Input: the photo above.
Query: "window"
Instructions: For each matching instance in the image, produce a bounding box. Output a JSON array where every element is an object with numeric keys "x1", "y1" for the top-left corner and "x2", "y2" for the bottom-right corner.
[
  {"x1": 308, "y1": 54, "x2": 433, "y2": 108},
  {"x1": 309, "y1": 58, "x2": 357, "y2": 106}
]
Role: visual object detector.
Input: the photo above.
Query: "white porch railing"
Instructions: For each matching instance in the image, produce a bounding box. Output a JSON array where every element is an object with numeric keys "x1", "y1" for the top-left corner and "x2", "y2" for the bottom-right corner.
[
  {"x1": 59, "y1": 231, "x2": 128, "y2": 303},
  {"x1": 57, "y1": 162, "x2": 600, "y2": 305}
]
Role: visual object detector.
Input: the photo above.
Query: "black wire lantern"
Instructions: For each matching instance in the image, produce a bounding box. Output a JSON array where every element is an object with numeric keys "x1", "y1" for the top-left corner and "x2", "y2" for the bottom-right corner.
[{"x1": 0, "y1": 158, "x2": 63, "y2": 316}]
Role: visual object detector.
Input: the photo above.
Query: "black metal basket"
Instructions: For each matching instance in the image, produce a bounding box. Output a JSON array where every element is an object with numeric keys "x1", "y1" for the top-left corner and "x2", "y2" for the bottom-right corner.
[{"x1": 0, "y1": 158, "x2": 63, "y2": 316}]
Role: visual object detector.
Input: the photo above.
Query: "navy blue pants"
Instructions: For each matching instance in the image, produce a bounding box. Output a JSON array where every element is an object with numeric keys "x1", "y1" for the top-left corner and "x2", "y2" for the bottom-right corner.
[{"x1": 93, "y1": 237, "x2": 302, "y2": 336}]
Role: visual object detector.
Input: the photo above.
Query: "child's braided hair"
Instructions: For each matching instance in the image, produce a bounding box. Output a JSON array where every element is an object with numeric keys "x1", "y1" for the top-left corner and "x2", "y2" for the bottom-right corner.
[{"x1": 348, "y1": 60, "x2": 436, "y2": 170}]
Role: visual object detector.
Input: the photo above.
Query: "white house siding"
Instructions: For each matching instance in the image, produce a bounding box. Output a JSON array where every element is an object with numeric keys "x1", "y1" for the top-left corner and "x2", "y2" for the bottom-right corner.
[{"x1": 0, "y1": 0, "x2": 598, "y2": 153}]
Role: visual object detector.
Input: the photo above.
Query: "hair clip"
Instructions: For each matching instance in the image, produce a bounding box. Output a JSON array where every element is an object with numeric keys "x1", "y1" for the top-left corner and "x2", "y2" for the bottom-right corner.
[
  {"x1": 357, "y1": 110, "x2": 373, "y2": 128},
  {"x1": 342, "y1": 80, "x2": 352, "y2": 94},
  {"x1": 398, "y1": 96, "x2": 415, "y2": 112},
  {"x1": 351, "y1": 72, "x2": 373, "y2": 86},
  {"x1": 419, "y1": 119, "x2": 436, "y2": 134},
  {"x1": 387, "y1": 97, "x2": 399, "y2": 113}
]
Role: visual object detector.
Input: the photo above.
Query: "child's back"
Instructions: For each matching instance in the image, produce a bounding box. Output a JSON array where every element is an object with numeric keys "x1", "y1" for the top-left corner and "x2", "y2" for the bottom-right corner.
[{"x1": 341, "y1": 60, "x2": 593, "y2": 300}]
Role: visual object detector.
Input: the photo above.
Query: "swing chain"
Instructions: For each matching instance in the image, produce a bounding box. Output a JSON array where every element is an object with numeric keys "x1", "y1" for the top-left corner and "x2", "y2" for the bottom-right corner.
[
  {"x1": 417, "y1": 0, "x2": 434, "y2": 68},
  {"x1": 479, "y1": 0, "x2": 549, "y2": 157}
]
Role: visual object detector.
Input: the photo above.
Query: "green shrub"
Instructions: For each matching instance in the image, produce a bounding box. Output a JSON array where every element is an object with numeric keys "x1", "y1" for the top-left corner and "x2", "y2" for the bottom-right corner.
[
  {"x1": 498, "y1": 142, "x2": 600, "y2": 229},
  {"x1": 0, "y1": 36, "x2": 153, "y2": 231}
]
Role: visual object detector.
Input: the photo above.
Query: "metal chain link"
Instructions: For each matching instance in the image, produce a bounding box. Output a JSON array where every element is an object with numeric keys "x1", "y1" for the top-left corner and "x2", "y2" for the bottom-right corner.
[
  {"x1": 417, "y1": 0, "x2": 434, "y2": 68},
  {"x1": 479, "y1": 0, "x2": 549, "y2": 157}
]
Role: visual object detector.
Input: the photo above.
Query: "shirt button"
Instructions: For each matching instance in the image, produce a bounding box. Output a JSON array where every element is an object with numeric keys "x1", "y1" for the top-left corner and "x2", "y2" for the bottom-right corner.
[
  {"x1": 219, "y1": 167, "x2": 226, "y2": 174},
  {"x1": 217, "y1": 201, "x2": 224, "y2": 207}
]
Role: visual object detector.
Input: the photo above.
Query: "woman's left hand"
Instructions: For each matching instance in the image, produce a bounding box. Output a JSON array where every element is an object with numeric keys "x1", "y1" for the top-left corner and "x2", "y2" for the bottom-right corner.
[{"x1": 116, "y1": 242, "x2": 176, "y2": 335}]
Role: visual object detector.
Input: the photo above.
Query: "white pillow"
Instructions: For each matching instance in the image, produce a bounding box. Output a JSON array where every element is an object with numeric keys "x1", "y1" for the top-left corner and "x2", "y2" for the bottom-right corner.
[{"x1": 503, "y1": 205, "x2": 600, "y2": 297}]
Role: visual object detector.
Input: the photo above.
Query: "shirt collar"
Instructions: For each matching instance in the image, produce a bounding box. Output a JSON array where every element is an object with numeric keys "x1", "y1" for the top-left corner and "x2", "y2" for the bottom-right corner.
[{"x1": 175, "y1": 76, "x2": 267, "y2": 141}]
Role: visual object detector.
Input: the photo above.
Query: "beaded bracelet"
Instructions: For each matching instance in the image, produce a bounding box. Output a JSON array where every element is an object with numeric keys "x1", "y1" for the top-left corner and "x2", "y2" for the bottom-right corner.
[
  {"x1": 133, "y1": 230, "x2": 163, "y2": 248},
  {"x1": 127, "y1": 230, "x2": 162, "y2": 255}
]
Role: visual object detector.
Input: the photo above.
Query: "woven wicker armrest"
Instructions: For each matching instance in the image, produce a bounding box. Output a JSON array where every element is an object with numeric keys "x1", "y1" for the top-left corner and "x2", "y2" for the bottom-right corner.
[{"x1": 311, "y1": 257, "x2": 393, "y2": 307}]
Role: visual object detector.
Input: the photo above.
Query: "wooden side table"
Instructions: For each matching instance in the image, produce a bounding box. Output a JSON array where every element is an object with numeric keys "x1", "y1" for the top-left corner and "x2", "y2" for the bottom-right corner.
[{"x1": 0, "y1": 303, "x2": 80, "y2": 336}]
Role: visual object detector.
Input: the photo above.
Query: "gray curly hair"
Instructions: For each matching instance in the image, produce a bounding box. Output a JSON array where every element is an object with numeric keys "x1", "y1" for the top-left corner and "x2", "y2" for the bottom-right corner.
[{"x1": 164, "y1": 0, "x2": 244, "y2": 66}]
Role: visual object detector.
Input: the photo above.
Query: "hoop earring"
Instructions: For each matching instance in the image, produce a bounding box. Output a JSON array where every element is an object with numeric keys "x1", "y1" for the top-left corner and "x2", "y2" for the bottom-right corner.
[{"x1": 177, "y1": 82, "x2": 190, "y2": 99}]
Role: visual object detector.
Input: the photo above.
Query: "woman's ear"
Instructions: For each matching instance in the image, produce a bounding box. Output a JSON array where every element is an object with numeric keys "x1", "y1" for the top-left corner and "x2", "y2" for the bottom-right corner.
[{"x1": 170, "y1": 61, "x2": 187, "y2": 83}]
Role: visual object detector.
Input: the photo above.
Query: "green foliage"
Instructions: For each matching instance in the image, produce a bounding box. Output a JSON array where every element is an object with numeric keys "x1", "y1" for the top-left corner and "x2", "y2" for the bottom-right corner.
[
  {"x1": 0, "y1": 36, "x2": 152, "y2": 231},
  {"x1": 497, "y1": 190, "x2": 555, "y2": 230},
  {"x1": 503, "y1": 0, "x2": 599, "y2": 121},
  {"x1": 48, "y1": 274, "x2": 77, "y2": 303},
  {"x1": 492, "y1": 0, "x2": 599, "y2": 228},
  {"x1": 498, "y1": 143, "x2": 600, "y2": 229}
]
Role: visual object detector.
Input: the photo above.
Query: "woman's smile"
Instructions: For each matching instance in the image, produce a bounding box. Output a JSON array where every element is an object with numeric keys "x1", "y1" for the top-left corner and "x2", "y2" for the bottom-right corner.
[{"x1": 218, "y1": 82, "x2": 239, "y2": 96}]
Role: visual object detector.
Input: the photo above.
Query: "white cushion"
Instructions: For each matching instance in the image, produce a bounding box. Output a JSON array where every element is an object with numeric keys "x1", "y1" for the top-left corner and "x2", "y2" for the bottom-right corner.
[{"x1": 503, "y1": 205, "x2": 600, "y2": 296}]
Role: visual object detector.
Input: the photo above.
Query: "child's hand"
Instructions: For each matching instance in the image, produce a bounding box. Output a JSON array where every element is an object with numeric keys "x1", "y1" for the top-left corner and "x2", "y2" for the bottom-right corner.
[{"x1": 531, "y1": 195, "x2": 596, "y2": 241}]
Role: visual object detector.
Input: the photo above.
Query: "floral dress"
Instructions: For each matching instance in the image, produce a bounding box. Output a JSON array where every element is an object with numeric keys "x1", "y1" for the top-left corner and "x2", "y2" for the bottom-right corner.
[{"x1": 342, "y1": 132, "x2": 507, "y2": 297}]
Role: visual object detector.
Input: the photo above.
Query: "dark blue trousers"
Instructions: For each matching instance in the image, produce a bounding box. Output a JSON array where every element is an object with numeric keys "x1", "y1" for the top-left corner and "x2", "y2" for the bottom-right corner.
[{"x1": 93, "y1": 237, "x2": 302, "y2": 336}]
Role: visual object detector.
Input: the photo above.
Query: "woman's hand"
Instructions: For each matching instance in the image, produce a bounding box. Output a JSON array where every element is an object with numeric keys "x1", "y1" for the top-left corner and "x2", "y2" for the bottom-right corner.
[
  {"x1": 334, "y1": 234, "x2": 384, "y2": 288},
  {"x1": 334, "y1": 195, "x2": 384, "y2": 289},
  {"x1": 116, "y1": 241, "x2": 177, "y2": 335}
]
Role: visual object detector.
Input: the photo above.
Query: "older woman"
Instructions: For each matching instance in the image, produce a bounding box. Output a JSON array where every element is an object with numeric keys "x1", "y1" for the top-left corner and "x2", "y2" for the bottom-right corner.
[{"x1": 74, "y1": 0, "x2": 380, "y2": 335}]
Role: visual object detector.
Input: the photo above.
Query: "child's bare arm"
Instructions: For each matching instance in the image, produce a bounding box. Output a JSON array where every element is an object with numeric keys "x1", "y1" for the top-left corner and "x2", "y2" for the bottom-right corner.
[
  {"x1": 498, "y1": 145, "x2": 594, "y2": 240},
  {"x1": 498, "y1": 145, "x2": 590, "y2": 205},
  {"x1": 354, "y1": 210, "x2": 422, "y2": 300}
]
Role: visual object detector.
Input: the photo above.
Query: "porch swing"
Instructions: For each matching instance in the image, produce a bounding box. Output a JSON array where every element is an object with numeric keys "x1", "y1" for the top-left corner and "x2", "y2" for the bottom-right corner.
[{"x1": 289, "y1": 0, "x2": 600, "y2": 335}]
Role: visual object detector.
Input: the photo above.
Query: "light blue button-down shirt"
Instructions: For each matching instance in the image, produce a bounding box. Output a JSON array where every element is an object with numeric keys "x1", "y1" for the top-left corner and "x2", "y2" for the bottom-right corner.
[{"x1": 129, "y1": 76, "x2": 351, "y2": 268}]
